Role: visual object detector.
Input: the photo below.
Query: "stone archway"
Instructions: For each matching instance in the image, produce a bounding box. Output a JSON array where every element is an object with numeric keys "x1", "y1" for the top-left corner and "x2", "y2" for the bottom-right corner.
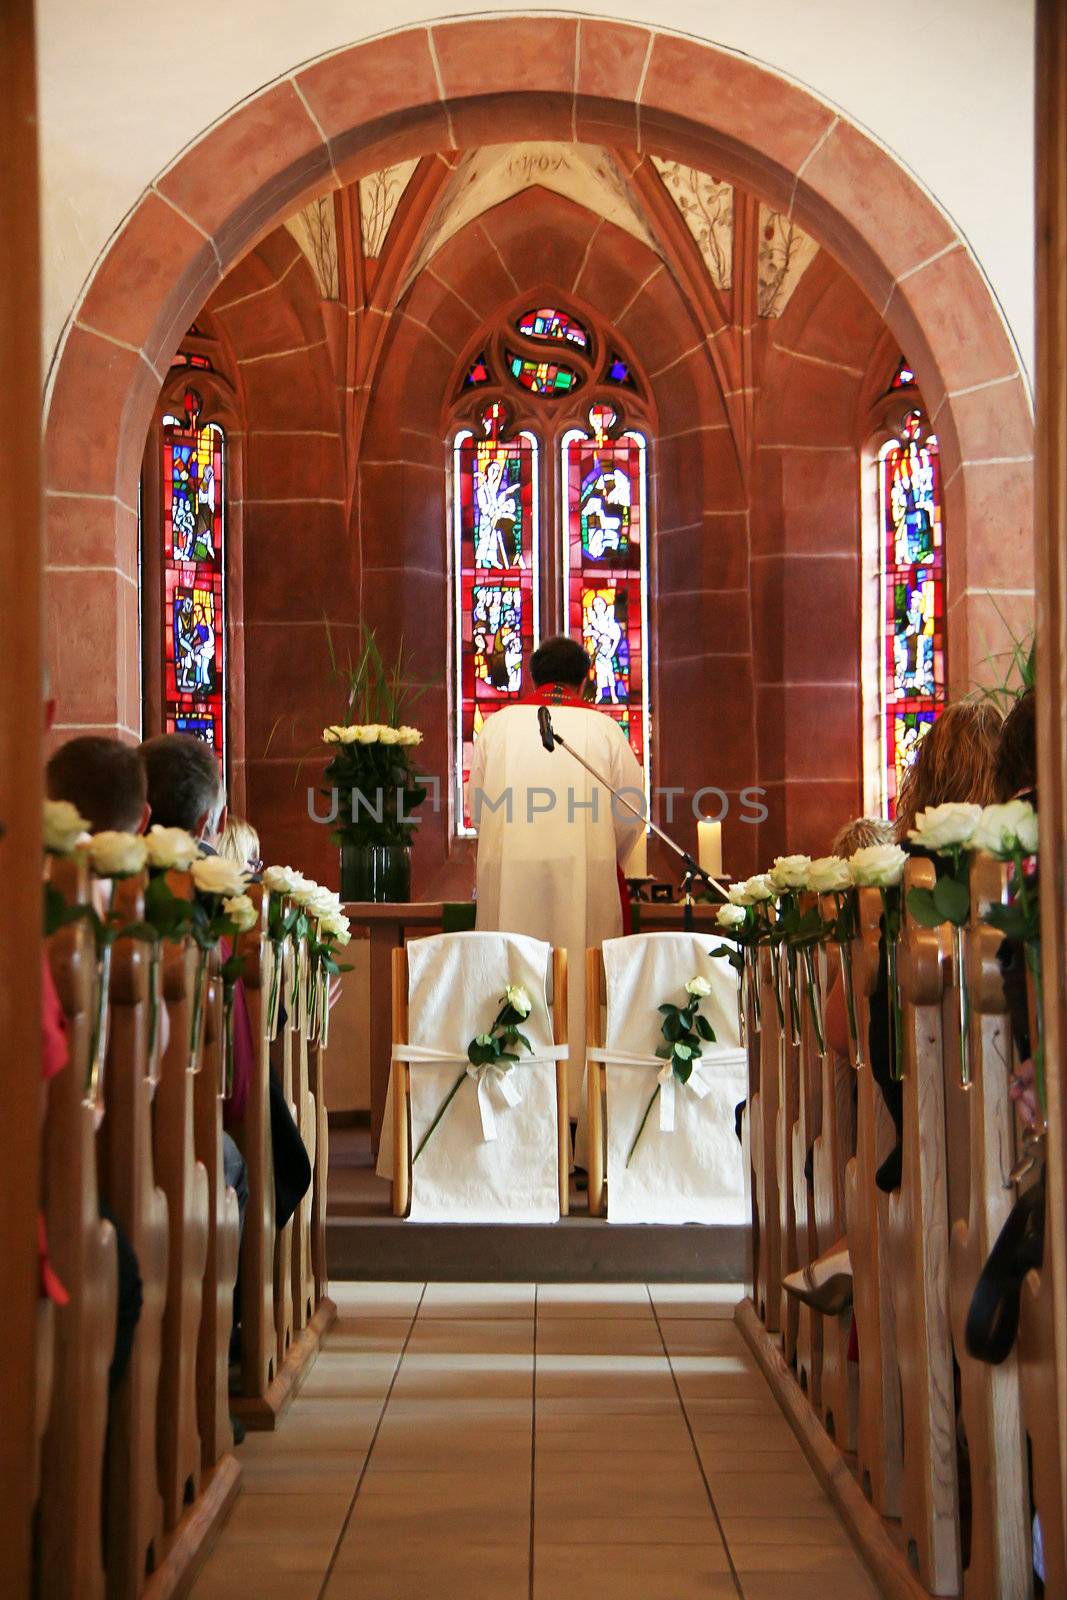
[{"x1": 43, "y1": 17, "x2": 1033, "y2": 737}]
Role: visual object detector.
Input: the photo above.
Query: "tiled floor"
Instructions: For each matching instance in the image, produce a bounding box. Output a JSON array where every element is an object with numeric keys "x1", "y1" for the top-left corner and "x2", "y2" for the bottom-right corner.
[{"x1": 189, "y1": 1283, "x2": 879, "y2": 1600}]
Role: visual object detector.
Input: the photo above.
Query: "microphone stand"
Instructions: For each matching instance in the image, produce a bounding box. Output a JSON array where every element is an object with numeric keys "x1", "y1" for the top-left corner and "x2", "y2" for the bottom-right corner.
[{"x1": 538, "y1": 706, "x2": 727, "y2": 931}]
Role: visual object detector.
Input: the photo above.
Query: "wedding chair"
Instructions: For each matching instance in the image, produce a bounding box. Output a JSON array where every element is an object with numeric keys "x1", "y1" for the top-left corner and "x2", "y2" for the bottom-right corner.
[
  {"x1": 586, "y1": 932, "x2": 747, "y2": 1223},
  {"x1": 387, "y1": 931, "x2": 569, "y2": 1221}
]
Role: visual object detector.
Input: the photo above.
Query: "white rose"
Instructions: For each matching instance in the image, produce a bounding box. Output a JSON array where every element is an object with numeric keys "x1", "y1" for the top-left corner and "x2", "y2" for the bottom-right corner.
[
  {"x1": 716, "y1": 903, "x2": 747, "y2": 929},
  {"x1": 849, "y1": 843, "x2": 908, "y2": 888},
  {"x1": 769, "y1": 854, "x2": 812, "y2": 891},
  {"x1": 397, "y1": 726, "x2": 423, "y2": 747},
  {"x1": 191, "y1": 855, "x2": 249, "y2": 898},
  {"x1": 322, "y1": 726, "x2": 341, "y2": 744},
  {"x1": 87, "y1": 830, "x2": 148, "y2": 878},
  {"x1": 331, "y1": 925, "x2": 352, "y2": 948},
  {"x1": 726, "y1": 882, "x2": 753, "y2": 906},
  {"x1": 357, "y1": 726, "x2": 379, "y2": 745},
  {"x1": 970, "y1": 800, "x2": 1039, "y2": 858},
  {"x1": 807, "y1": 855, "x2": 854, "y2": 894},
  {"x1": 504, "y1": 983, "x2": 532, "y2": 1017},
  {"x1": 43, "y1": 798, "x2": 91, "y2": 855},
  {"x1": 743, "y1": 873, "x2": 776, "y2": 902},
  {"x1": 308, "y1": 888, "x2": 341, "y2": 920},
  {"x1": 222, "y1": 893, "x2": 258, "y2": 933},
  {"x1": 287, "y1": 874, "x2": 316, "y2": 904},
  {"x1": 686, "y1": 974, "x2": 713, "y2": 995},
  {"x1": 907, "y1": 802, "x2": 983, "y2": 852},
  {"x1": 145, "y1": 825, "x2": 201, "y2": 871},
  {"x1": 262, "y1": 864, "x2": 297, "y2": 895},
  {"x1": 379, "y1": 726, "x2": 400, "y2": 745},
  {"x1": 321, "y1": 911, "x2": 351, "y2": 940},
  {"x1": 339, "y1": 726, "x2": 361, "y2": 744}
]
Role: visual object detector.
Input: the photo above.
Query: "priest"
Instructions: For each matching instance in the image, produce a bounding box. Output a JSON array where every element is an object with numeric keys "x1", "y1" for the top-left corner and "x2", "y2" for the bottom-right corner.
[{"x1": 467, "y1": 635, "x2": 644, "y2": 1102}]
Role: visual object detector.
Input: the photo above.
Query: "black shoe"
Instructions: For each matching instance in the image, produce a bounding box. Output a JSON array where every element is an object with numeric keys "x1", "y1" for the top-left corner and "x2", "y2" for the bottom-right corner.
[{"x1": 875, "y1": 1144, "x2": 902, "y2": 1193}]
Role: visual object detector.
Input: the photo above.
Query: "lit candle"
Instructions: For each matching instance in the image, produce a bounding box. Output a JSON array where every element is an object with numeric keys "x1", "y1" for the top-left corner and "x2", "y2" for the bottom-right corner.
[
  {"x1": 697, "y1": 820, "x2": 722, "y2": 879},
  {"x1": 623, "y1": 831, "x2": 647, "y2": 879}
]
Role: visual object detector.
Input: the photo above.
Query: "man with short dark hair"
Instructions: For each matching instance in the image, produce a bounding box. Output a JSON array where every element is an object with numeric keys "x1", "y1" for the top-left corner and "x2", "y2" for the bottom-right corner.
[
  {"x1": 140, "y1": 733, "x2": 225, "y2": 841},
  {"x1": 467, "y1": 634, "x2": 644, "y2": 1096},
  {"x1": 46, "y1": 735, "x2": 149, "y2": 834}
]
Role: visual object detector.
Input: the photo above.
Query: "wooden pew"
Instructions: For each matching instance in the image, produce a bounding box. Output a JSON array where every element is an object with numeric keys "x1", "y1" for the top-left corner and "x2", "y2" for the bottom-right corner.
[
  {"x1": 942, "y1": 853, "x2": 1030, "y2": 1598},
  {"x1": 890, "y1": 856, "x2": 961, "y2": 1594},
  {"x1": 97, "y1": 875, "x2": 169, "y2": 1600},
  {"x1": 154, "y1": 903, "x2": 210, "y2": 1531},
  {"x1": 792, "y1": 926, "x2": 823, "y2": 1407},
  {"x1": 194, "y1": 953, "x2": 241, "y2": 1470},
  {"x1": 38, "y1": 856, "x2": 118, "y2": 1600},
  {"x1": 291, "y1": 936, "x2": 316, "y2": 1333},
  {"x1": 843, "y1": 886, "x2": 902, "y2": 1518},
  {"x1": 775, "y1": 947, "x2": 800, "y2": 1362},
  {"x1": 748, "y1": 946, "x2": 782, "y2": 1331},
  {"x1": 273, "y1": 937, "x2": 296, "y2": 1371},
  {"x1": 231, "y1": 889, "x2": 277, "y2": 1413},
  {"x1": 233, "y1": 905, "x2": 335, "y2": 1430},
  {"x1": 805, "y1": 927, "x2": 857, "y2": 1449},
  {"x1": 309, "y1": 1033, "x2": 331, "y2": 1305}
]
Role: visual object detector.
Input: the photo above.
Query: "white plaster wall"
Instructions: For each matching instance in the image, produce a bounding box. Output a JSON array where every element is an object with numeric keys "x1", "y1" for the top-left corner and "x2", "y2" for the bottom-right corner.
[{"x1": 36, "y1": 1, "x2": 1035, "y2": 382}]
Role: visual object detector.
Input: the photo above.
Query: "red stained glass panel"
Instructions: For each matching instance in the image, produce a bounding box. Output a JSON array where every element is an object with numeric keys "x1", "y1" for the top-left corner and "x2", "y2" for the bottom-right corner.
[{"x1": 162, "y1": 406, "x2": 226, "y2": 764}]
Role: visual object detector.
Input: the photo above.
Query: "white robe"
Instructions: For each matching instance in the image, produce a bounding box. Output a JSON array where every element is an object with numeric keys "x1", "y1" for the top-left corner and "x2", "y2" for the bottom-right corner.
[{"x1": 467, "y1": 701, "x2": 644, "y2": 1099}]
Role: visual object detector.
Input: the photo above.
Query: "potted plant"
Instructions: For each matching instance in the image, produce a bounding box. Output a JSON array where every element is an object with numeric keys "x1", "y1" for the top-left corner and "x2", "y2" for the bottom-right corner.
[{"x1": 322, "y1": 625, "x2": 433, "y2": 902}]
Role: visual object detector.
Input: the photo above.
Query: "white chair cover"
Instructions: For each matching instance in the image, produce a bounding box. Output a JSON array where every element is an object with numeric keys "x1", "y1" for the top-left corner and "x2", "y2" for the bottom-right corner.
[
  {"x1": 597, "y1": 932, "x2": 746, "y2": 1224},
  {"x1": 378, "y1": 931, "x2": 563, "y2": 1223}
]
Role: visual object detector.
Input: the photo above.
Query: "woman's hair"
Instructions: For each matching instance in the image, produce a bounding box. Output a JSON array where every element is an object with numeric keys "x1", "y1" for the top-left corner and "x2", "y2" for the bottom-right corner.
[
  {"x1": 218, "y1": 815, "x2": 261, "y2": 870},
  {"x1": 894, "y1": 699, "x2": 1003, "y2": 841},
  {"x1": 832, "y1": 816, "x2": 894, "y2": 858},
  {"x1": 994, "y1": 687, "x2": 1036, "y2": 799}
]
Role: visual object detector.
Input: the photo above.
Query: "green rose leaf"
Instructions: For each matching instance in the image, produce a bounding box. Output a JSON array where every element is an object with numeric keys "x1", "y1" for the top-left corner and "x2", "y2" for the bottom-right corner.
[
  {"x1": 933, "y1": 874, "x2": 970, "y2": 926},
  {"x1": 905, "y1": 886, "x2": 944, "y2": 928}
]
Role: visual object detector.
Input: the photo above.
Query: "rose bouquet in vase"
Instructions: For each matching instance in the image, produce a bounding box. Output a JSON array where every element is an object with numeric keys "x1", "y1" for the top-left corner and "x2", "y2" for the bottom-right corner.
[{"x1": 320, "y1": 624, "x2": 435, "y2": 903}]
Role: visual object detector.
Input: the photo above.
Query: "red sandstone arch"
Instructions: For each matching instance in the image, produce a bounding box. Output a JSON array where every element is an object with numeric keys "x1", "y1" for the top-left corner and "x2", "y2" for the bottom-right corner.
[{"x1": 44, "y1": 17, "x2": 1033, "y2": 739}]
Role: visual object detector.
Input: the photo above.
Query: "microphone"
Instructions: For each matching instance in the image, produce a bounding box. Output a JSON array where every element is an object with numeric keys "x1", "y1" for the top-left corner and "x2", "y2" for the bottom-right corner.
[{"x1": 537, "y1": 705, "x2": 556, "y2": 752}]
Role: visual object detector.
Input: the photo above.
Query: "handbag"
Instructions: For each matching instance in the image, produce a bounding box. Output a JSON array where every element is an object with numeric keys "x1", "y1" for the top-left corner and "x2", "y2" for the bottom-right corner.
[{"x1": 964, "y1": 1169, "x2": 1046, "y2": 1365}]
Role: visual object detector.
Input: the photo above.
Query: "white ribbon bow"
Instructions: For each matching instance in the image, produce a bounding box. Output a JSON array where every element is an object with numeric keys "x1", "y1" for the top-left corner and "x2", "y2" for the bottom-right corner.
[
  {"x1": 465, "y1": 1060, "x2": 524, "y2": 1142},
  {"x1": 393, "y1": 1043, "x2": 569, "y2": 1146},
  {"x1": 588, "y1": 1045, "x2": 746, "y2": 1135}
]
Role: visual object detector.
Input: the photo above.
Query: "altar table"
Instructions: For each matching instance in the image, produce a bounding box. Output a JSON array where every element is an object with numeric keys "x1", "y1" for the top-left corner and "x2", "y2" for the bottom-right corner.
[{"x1": 343, "y1": 899, "x2": 725, "y2": 1156}]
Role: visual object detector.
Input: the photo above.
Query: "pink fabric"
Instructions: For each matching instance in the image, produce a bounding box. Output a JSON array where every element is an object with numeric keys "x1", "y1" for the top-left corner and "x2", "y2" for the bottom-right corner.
[
  {"x1": 219, "y1": 937, "x2": 253, "y2": 1128},
  {"x1": 41, "y1": 954, "x2": 68, "y2": 1081}
]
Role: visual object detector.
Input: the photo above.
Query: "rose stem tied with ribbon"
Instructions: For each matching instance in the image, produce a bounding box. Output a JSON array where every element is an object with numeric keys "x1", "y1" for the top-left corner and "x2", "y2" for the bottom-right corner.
[
  {"x1": 627, "y1": 978, "x2": 716, "y2": 1167},
  {"x1": 747, "y1": 947, "x2": 762, "y2": 1032},
  {"x1": 838, "y1": 942, "x2": 862, "y2": 1065},
  {"x1": 803, "y1": 945, "x2": 826, "y2": 1055},
  {"x1": 881, "y1": 887, "x2": 905, "y2": 1081},
  {"x1": 786, "y1": 945, "x2": 803, "y2": 1046},
  {"x1": 189, "y1": 949, "x2": 209, "y2": 1073},
  {"x1": 768, "y1": 941, "x2": 786, "y2": 1032},
  {"x1": 412, "y1": 984, "x2": 535, "y2": 1163},
  {"x1": 953, "y1": 923, "x2": 971, "y2": 1088},
  {"x1": 86, "y1": 944, "x2": 113, "y2": 1108}
]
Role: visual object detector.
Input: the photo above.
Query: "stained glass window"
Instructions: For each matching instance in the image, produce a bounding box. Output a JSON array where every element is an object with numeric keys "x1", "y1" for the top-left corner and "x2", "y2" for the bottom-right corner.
[
  {"x1": 507, "y1": 351, "x2": 580, "y2": 395},
  {"x1": 517, "y1": 307, "x2": 589, "y2": 349},
  {"x1": 162, "y1": 389, "x2": 226, "y2": 763},
  {"x1": 169, "y1": 350, "x2": 214, "y2": 371},
  {"x1": 561, "y1": 403, "x2": 650, "y2": 802},
  {"x1": 463, "y1": 352, "x2": 491, "y2": 388},
  {"x1": 879, "y1": 410, "x2": 945, "y2": 817},
  {"x1": 453, "y1": 404, "x2": 539, "y2": 832},
  {"x1": 605, "y1": 353, "x2": 634, "y2": 387},
  {"x1": 889, "y1": 358, "x2": 915, "y2": 390}
]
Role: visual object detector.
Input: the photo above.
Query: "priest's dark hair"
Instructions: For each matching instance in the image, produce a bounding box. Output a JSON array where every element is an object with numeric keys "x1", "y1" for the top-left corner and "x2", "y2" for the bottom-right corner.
[
  {"x1": 47, "y1": 735, "x2": 148, "y2": 833},
  {"x1": 140, "y1": 732, "x2": 224, "y2": 837},
  {"x1": 529, "y1": 635, "x2": 592, "y2": 689}
]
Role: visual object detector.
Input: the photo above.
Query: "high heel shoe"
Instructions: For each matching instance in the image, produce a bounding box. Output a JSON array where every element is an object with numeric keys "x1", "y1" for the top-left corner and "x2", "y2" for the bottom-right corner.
[{"x1": 783, "y1": 1241, "x2": 853, "y2": 1315}]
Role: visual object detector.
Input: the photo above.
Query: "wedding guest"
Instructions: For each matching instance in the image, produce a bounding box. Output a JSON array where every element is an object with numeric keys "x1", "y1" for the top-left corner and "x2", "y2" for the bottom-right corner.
[
  {"x1": 44, "y1": 733, "x2": 146, "y2": 1390},
  {"x1": 219, "y1": 815, "x2": 261, "y2": 876},
  {"x1": 46, "y1": 735, "x2": 149, "y2": 834},
  {"x1": 876, "y1": 701, "x2": 1002, "y2": 1190},
  {"x1": 139, "y1": 735, "x2": 309, "y2": 1233}
]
